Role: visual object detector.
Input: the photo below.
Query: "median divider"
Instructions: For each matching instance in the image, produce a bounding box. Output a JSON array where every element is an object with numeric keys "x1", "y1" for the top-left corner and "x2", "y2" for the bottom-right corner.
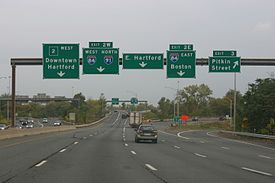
[
  {"x1": 0, "y1": 126, "x2": 76, "y2": 140},
  {"x1": 75, "y1": 113, "x2": 111, "y2": 128}
]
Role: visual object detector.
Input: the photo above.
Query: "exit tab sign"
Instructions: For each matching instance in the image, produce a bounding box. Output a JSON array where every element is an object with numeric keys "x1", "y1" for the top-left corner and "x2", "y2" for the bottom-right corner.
[
  {"x1": 213, "y1": 50, "x2": 237, "y2": 57},
  {"x1": 169, "y1": 44, "x2": 193, "y2": 51},
  {"x1": 89, "y1": 42, "x2": 113, "y2": 48}
]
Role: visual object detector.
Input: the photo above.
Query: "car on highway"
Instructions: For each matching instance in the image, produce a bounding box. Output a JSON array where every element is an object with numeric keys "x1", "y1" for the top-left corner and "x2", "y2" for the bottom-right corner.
[
  {"x1": 26, "y1": 122, "x2": 34, "y2": 128},
  {"x1": 135, "y1": 124, "x2": 158, "y2": 143},
  {"x1": 0, "y1": 124, "x2": 9, "y2": 130},
  {"x1": 53, "y1": 120, "x2": 62, "y2": 126},
  {"x1": 42, "y1": 118, "x2": 48, "y2": 123}
]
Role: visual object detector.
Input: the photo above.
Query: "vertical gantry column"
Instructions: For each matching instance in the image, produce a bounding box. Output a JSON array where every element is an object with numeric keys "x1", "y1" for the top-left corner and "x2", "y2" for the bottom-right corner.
[{"x1": 11, "y1": 64, "x2": 16, "y2": 127}]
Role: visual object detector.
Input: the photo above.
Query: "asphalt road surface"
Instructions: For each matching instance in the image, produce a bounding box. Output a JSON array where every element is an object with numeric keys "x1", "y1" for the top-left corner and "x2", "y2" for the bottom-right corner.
[{"x1": 1, "y1": 112, "x2": 274, "y2": 183}]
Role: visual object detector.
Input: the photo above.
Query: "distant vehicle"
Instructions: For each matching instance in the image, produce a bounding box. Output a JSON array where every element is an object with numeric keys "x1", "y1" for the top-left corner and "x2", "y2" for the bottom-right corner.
[
  {"x1": 26, "y1": 122, "x2": 34, "y2": 128},
  {"x1": 114, "y1": 110, "x2": 118, "y2": 113},
  {"x1": 0, "y1": 124, "x2": 8, "y2": 130},
  {"x1": 42, "y1": 118, "x2": 48, "y2": 123},
  {"x1": 129, "y1": 112, "x2": 142, "y2": 128},
  {"x1": 53, "y1": 121, "x2": 62, "y2": 126},
  {"x1": 122, "y1": 113, "x2": 128, "y2": 119},
  {"x1": 135, "y1": 125, "x2": 158, "y2": 143},
  {"x1": 192, "y1": 117, "x2": 199, "y2": 121},
  {"x1": 21, "y1": 120, "x2": 28, "y2": 126},
  {"x1": 27, "y1": 119, "x2": 34, "y2": 123}
]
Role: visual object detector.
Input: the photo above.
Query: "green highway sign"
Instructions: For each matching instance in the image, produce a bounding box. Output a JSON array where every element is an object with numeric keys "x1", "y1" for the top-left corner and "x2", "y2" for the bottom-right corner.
[
  {"x1": 89, "y1": 42, "x2": 113, "y2": 48},
  {"x1": 123, "y1": 53, "x2": 163, "y2": 69},
  {"x1": 209, "y1": 57, "x2": 241, "y2": 72},
  {"x1": 169, "y1": 44, "x2": 193, "y2": 51},
  {"x1": 83, "y1": 48, "x2": 119, "y2": 74},
  {"x1": 112, "y1": 98, "x2": 119, "y2": 105},
  {"x1": 167, "y1": 50, "x2": 196, "y2": 78},
  {"x1": 130, "y1": 97, "x2": 138, "y2": 105},
  {"x1": 43, "y1": 43, "x2": 79, "y2": 79},
  {"x1": 213, "y1": 50, "x2": 237, "y2": 57}
]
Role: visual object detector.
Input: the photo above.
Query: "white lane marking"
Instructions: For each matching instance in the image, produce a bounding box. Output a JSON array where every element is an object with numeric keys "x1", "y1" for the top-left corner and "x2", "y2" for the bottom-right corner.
[
  {"x1": 161, "y1": 140, "x2": 165, "y2": 142},
  {"x1": 145, "y1": 164, "x2": 158, "y2": 171},
  {"x1": 174, "y1": 145, "x2": 180, "y2": 149},
  {"x1": 89, "y1": 134, "x2": 93, "y2": 137},
  {"x1": 124, "y1": 118, "x2": 128, "y2": 125},
  {"x1": 206, "y1": 131, "x2": 218, "y2": 137},
  {"x1": 159, "y1": 130, "x2": 190, "y2": 140},
  {"x1": 221, "y1": 146, "x2": 230, "y2": 150},
  {"x1": 35, "y1": 160, "x2": 47, "y2": 167},
  {"x1": 194, "y1": 153, "x2": 207, "y2": 158},
  {"x1": 258, "y1": 155, "x2": 272, "y2": 159},
  {"x1": 59, "y1": 149, "x2": 66, "y2": 153},
  {"x1": 131, "y1": 151, "x2": 136, "y2": 155},
  {"x1": 177, "y1": 132, "x2": 190, "y2": 139},
  {"x1": 112, "y1": 113, "x2": 120, "y2": 126},
  {"x1": 124, "y1": 143, "x2": 128, "y2": 147},
  {"x1": 83, "y1": 137, "x2": 87, "y2": 139},
  {"x1": 74, "y1": 142, "x2": 79, "y2": 145},
  {"x1": 206, "y1": 131, "x2": 275, "y2": 151},
  {"x1": 200, "y1": 141, "x2": 205, "y2": 143},
  {"x1": 241, "y1": 167, "x2": 273, "y2": 177}
]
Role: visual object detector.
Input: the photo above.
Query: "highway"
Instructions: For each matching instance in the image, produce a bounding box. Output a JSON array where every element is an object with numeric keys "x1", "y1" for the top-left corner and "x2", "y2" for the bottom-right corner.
[{"x1": 0, "y1": 112, "x2": 274, "y2": 183}]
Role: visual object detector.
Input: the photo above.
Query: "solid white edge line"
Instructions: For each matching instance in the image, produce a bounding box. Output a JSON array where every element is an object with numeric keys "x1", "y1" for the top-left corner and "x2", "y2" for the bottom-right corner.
[
  {"x1": 35, "y1": 160, "x2": 47, "y2": 167},
  {"x1": 131, "y1": 151, "x2": 136, "y2": 155},
  {"x1": 241, "y1": 167, "x2": 273, "y2": 176},
  {"x1": 258, "y1": 155, "x2": 272, "y2": 159},
  {"x1": 59, "y1": 149, "x2": 66, "y2": 153},
  {"x1": 194, "y1": 153, "x2": 207, "y2": 158},
  {"x1": 145, "y1": 164, "x2": 157, "y2": 171},
  {"x1": 206, "y1": 131, "x2": 275, "y2": 151},
  {"x1": 177, "y1": 132, "x2": 190, "y2": 139},
  {"x1": 159, "y1": 130, "x2": 190, "y2": 140}
]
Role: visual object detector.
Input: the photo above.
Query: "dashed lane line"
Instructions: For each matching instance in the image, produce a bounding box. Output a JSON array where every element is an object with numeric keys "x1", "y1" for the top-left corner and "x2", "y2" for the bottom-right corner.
[
  {"x1": 131, "y1": 151, "x2": 136, "y2": 155},
  {"x1": 194, "y1": 153, "x2": 207, "y2": 158},
  {"x1": 221, "y1": 146, "x2": 230, "y2": 150},
  {"x1": 174, "y1": 145, "x2": 180, "y2": 149},
  {"x1": 241, "y1": 167, "x2": 273, "y2": 177},
  {"x1": 145, "y1": 164, "x2": 158, "y2": 171},
  {"x1": 258, "y1": 155, "x2": 272, "y2": 159},
  {"x1": 74, "y1": 141, "x2": 79, "y2": 145},
  {"x1": 59, "y1": 149, "x2": 66, "y2": 153},
  {"x1": 35, "y1": 160, "x2": 47, "y2": 167}
]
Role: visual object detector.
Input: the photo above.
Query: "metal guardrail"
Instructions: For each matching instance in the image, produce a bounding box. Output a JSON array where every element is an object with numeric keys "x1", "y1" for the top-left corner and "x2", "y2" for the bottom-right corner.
[{"x1": 220, "y1": 130, "x2": 275, "y2": 140}]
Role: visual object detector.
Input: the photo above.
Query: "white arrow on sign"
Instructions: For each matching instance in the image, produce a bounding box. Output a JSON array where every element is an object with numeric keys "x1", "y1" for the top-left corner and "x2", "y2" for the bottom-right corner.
[
  {"x1": 97, "y1": 66, "x2": 105, "y2": 73},
  {"x1": 57, "y1": 71, "x2": 65, "y2": 77},
  {"x1": 139, "y1": 62, "x2": 148, "y2": 68},
  {"x1": 233, "y1": 61, "x2": 239, "y2": 69},
  {"x1": 177, "y1": 71, "x2": 185, "y2": 76}
]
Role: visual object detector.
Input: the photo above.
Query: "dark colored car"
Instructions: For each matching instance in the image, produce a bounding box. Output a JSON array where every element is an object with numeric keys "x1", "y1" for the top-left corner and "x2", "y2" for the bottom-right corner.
[{"x1": 135, "y1": 125, "x2": 158, "y2": 143}]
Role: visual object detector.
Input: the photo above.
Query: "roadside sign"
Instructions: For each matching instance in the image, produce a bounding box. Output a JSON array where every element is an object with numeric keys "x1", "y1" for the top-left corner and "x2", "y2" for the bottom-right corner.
[
  {"x1": 169, "y1": 44, "x2": 193, "y2": 51},
  {"x1": 181, "y1": 115, "x2": 189, "y2": 121},
  {"x1": 112, "y1": 98, "x2": 119, "y2": 105},
  {"x1": 213, "y1": 50, "x2": 237, "y2": 57},
  {"x1": 123, "y1": 53, "x2": 163, "y2": 69},
  {"x1": 89, "y1": 42, "x2": 113, "y2": 48},
  {"x1": 130, "y1": 97, "x2": 138, "y2": 105},
  {"x1": 43, "y1": 44, "x2": 79, "y2": 79},
  {"x1": 209, "y1": 56, "x2": 241, "y2": 72},
  {"x1": 167, "y1": 50, "x2": 196, "y2": 78},
  {"x1": 83, "y1": 48, "x2": 119, "y2": 74}
]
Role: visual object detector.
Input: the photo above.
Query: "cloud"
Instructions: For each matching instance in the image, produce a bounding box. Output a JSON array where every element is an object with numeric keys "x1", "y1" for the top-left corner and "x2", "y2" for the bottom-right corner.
[{"x1": 253, "y1": 22, "x2": 273, "y2": 32}]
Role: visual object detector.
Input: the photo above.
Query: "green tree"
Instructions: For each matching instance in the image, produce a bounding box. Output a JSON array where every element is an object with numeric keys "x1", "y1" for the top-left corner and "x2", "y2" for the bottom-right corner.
[
  {"x1": 179, "y1": 84, "x2": 212, "y2": 115},
  {"x1": 157, "y1": 97, "x2": 173, "y2": 119},
  {"x1": 243, "y1": 78, "x2": 275, "y2": 133}
]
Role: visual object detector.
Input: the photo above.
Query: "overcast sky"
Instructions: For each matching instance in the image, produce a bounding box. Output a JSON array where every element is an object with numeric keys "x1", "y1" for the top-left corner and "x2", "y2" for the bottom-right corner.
[{"x1": 0, "y1": 0, "x2": 274, "y2": 105}]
